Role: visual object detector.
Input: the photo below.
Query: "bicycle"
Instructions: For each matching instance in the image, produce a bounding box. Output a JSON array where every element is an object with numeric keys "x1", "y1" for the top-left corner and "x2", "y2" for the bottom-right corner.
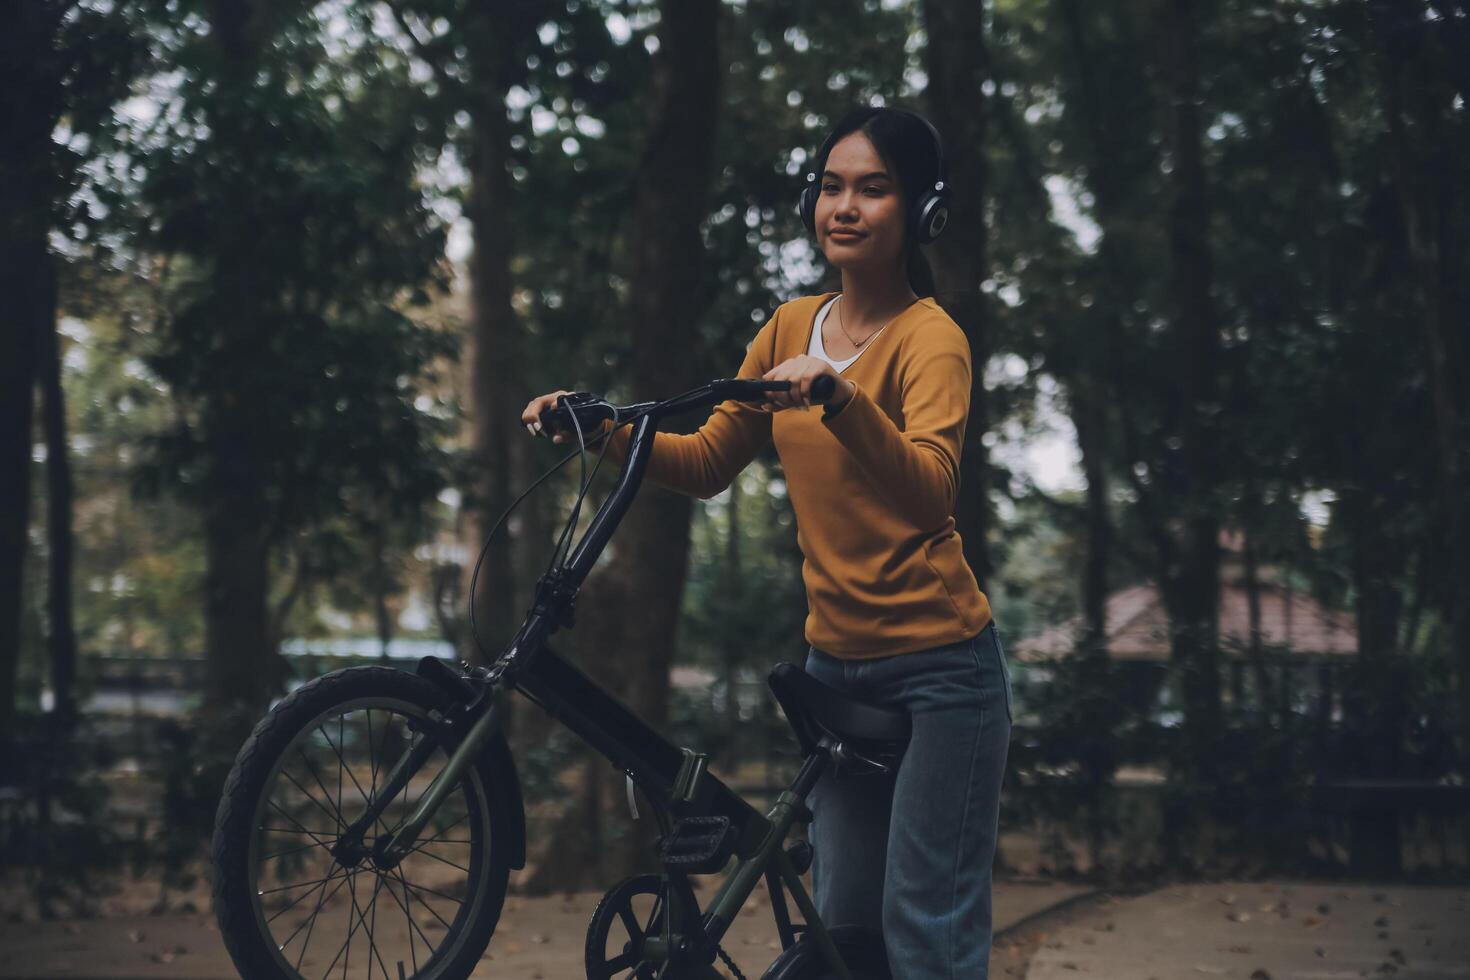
[{"x1": 211, "y1": 374, "x2": 912, "y2": 980}]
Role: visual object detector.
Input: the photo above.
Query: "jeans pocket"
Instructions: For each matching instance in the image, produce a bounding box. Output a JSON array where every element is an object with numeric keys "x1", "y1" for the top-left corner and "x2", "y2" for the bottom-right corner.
[{"x1": 987, "y1": 623, "x2": 1014, "y2": 725}]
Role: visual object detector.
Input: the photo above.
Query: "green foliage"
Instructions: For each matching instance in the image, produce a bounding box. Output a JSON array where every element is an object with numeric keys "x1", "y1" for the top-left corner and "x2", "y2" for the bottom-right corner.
[
  {"x1": 19, "y1": 0, "x2": 1470, "y2": 886},
  {"x1": 0, "y1": 713, "x2": 121, "y2": 918}
]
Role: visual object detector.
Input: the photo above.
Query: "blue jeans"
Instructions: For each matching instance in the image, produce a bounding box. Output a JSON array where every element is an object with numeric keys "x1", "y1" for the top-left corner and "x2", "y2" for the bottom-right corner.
[{"x1": 804, "y1": 622, "x2": 1012, "y2": 980}]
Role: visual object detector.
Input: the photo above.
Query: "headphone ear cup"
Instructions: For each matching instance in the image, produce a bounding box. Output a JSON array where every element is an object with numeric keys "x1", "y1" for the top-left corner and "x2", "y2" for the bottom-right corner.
[
  {"x1": 912, "y1": 189, "x2": 951, "y2": 245},
  {"x1": 799, "y1": 180, "x2": 818, "y2": 235}
]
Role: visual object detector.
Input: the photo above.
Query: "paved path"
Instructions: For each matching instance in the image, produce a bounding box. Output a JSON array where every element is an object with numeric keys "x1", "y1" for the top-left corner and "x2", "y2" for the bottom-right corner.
[
  {"x1": 0, "y1": 878, "x2": 1090, "y2": 979},
  {"x1": 1027, "y1": 881, "x2": 1470, "y2": 980}
]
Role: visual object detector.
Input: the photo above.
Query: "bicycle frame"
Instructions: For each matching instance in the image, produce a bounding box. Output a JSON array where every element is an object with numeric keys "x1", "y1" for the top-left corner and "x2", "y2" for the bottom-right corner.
[{"x1": 365, "y1": 403, "x2": 854, "y2": 979}]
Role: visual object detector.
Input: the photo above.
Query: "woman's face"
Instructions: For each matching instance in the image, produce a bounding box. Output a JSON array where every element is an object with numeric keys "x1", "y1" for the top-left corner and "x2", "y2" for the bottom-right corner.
[{"x1": 814, "y1": 131, "x2": 907, "y2": 274}]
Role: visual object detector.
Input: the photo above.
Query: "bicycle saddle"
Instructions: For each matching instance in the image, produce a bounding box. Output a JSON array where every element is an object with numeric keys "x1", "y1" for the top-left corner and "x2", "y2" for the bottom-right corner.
[{"x1": 767, "y1": 662, "x2": 911, "y2": 758}]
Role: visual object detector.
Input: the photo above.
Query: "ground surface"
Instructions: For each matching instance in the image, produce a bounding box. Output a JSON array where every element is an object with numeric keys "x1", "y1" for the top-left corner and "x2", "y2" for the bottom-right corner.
[
  {"x1": 1025, "y1": 881, "x2": 1470, "y2": 980},
  {"x1": 0, "y1": 877, "x2": 1091, "y2": 979}
]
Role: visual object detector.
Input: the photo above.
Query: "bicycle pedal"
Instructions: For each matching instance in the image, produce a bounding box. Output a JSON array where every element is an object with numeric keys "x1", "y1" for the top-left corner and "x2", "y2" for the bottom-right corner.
[{"x1": 658, "y1": 816, "x2": 737, "y2": 874}]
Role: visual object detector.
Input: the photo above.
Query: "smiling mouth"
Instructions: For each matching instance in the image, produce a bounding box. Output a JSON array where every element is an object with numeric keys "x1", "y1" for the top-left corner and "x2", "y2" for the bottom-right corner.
[{"x1": 828, "y1": 230, "x2": 865, "y2": 239}]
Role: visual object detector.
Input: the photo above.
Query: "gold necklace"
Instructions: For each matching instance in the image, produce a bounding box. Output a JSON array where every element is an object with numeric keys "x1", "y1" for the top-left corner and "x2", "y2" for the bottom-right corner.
[{"x1": 835, "y1": 296, "x2": 903, "y2": 350}]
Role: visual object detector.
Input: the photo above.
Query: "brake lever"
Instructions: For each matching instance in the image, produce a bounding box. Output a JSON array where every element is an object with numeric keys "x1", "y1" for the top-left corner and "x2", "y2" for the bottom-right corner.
[{"x1": 537, "y1": 392, "x2": 615, "y2": 439}]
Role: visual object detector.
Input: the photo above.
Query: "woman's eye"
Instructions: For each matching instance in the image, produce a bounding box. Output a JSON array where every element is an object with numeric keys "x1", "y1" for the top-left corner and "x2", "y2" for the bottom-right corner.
[
  {"x1": 821, "y1": 183, "x2": 839, "y2": 193},
  {"x1": 864, "y1": 185, "x2": 885, "y2": 196}
]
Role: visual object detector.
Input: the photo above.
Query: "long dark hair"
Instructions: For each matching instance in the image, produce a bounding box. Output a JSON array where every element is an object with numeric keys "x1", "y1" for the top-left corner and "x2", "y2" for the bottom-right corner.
[{"x1": 812, "y1": 106, "x2": 941, "y2": 298}]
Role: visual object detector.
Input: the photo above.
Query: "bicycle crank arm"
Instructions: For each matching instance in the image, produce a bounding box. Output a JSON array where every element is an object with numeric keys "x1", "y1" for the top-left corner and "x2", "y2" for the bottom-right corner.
[{"x1": 374, "y1": 686, "x2": 507, "y2": 866}]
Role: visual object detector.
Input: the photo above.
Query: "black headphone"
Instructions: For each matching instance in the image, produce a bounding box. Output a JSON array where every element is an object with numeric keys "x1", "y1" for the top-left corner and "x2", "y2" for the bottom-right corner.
[{"x1": 799, "y1": 107, "x2": 951, "y2": 245}]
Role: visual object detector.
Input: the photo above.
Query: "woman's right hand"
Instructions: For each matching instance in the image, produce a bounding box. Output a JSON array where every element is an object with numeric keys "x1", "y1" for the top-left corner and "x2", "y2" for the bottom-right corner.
[{"x1": 521, "y1": 390, "x2": 573, "y2": 443}]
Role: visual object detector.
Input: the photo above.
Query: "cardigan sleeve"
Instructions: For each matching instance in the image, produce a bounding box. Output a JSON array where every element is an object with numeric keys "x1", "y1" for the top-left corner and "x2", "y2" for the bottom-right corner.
[
  {"x1": 597, "y1": 314, "x2": 778, "y2": 498},
  {"x1": 819, "y1": 320, "x2": 970, "y2": 529}
]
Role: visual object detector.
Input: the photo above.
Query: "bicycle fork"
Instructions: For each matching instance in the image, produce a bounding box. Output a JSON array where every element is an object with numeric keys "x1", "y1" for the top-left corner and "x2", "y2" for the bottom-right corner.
[{"x1": 336, "y1": 682, "x2": 508, "y2": 869}]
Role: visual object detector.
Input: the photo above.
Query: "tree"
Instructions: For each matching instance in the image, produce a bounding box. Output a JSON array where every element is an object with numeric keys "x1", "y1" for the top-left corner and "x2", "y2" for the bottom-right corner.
[
  {"x1": 922, "y1": 0, "x2": 998, "y2": 586},
  {"x1": 118, "y1": 0, "x2": 453, "y2": 720},
  {"x1": 0, "y1": 0, "x2": 140, "y2": 754}
]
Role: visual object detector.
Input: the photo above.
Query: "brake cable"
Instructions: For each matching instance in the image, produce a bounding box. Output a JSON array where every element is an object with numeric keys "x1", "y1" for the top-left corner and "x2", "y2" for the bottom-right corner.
[
  {"x1": 465, "y1": 378, "x2": 794, "y2": 662},
  {"x1": 465, "y1": 398, "x2": 657, "y2": 662}
]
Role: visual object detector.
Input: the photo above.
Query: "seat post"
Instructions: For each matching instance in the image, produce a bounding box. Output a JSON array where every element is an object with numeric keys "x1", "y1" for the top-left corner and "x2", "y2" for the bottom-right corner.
[{"x1": 789, "y1": 736, "x2": 836, "y2": 799}]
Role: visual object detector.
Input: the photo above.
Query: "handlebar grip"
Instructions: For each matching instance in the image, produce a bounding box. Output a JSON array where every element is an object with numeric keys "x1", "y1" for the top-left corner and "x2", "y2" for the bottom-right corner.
[{"x1": 810, "y1": 374, "x2": 837, "y2": 403}]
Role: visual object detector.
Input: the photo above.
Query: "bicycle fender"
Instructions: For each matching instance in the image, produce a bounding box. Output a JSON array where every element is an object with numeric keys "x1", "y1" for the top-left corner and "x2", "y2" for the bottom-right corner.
[{"x1": 484, "y1": 733, "x2": 528, "y2": 870}]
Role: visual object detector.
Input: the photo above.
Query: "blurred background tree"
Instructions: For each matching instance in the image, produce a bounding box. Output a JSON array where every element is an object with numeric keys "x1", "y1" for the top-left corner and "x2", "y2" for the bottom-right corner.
[{"x1": 2, "y1": 0, "x2": 1467, "y2": 908}]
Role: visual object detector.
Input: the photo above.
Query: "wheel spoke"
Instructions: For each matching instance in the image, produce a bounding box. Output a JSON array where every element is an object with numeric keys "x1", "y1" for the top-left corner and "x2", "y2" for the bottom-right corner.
[
  {"x1": 321, "y1": 719, "x2": 378, "y2": 812},
  {"x1": 317, "y1": 870, "x2": 368, "y2": 980},
  {"x1": 289, "y1": 867, "x2": 352, "y2": 971},
  {"x1": 263, "y1": 838, "x2": 335, "y2": 863},
  {"x1": 411, "y1": 810, "x2": 471, "y2": 849},
  {"x1": 259, "y1": 872, "x2": 342, "y2": 897},
  {"x1": 266, "y1": 799, "x2": 340, "y2": 849},
  {"x1": 404, "y1": 846, "x2": 471, "y2": 875},
  {"x1": 380, "y1": 868, "x2": 434, "y2": 966},
  {"x1": 394, "y1": 873, "x2": 465, "y2": 907},
  {"x1": 365, "y1": 870, "x2": 386, "y2": 980},
  {"x1": 281, "y1": 766, "x2": 346, "y2": 833},
  {"x1": 297, "y1": 738, "x2": 349, "y2": 833},
  {"x1": 266, "y1": 869, "x2": 342, "y2": 925},
  {"x1": 397, "y1": 869, "x2": 457, "y2": 933}
]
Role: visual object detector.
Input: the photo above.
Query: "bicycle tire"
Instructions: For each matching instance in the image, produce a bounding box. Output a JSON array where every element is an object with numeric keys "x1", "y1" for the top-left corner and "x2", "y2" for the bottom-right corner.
[
  {"x1": 212, "y1": 666, "x2": 513, "y2": 980},
  {"x1": 761, "y1": 924, "x2": 891, "y2": 980}
]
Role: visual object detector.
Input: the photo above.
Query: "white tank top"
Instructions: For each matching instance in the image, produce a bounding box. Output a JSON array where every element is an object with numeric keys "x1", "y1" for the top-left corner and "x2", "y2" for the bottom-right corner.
[{"x1": 808, "y1": 295, "x2": 888, "y2": 372}]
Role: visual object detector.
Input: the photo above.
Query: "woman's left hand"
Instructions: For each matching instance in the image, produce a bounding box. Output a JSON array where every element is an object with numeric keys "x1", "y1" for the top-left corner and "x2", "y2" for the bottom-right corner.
[{"x1": 761, "y1": 355, "x2": 856, "y2": 411}]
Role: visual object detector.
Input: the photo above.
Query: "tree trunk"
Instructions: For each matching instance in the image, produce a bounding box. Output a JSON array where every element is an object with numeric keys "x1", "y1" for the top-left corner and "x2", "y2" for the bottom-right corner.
[
  {"x1": 1159, "y1": 0, "x2": 1224, "y2": 780},
  {"x1": 202, "y1": 411, "x2": 275, "y2": 717},
  {"x1": 1072, "y1": 377, "x2": 1110, "y2": 658},
  {"x1": 0, "y1": 245, "x2": 43, "y2": 760},
  {"x1": 1241, "y1": 517, "x2": 1277, "y2": 725},
  {"x1": 921, "y1": 0, "x2": 994, "y2": 587},
  {"x1": 1, "y1": 0, "x2": 65, "y2": 758},
  {"x1": 464, "y1": 24, "x2": 524, "y2": 666},
  {"x1": 198, "y1": 7, "x2": 281, "y2": 722},
  {"x1": 38, "y1": 301, "x2": 78, "y2": 731},
  {"x1": 1371, "y1": 2, "x2": 1470, "y2": 759},
  {"x1": 523, "y1": 0, "x2": 722, "y2": 893}
]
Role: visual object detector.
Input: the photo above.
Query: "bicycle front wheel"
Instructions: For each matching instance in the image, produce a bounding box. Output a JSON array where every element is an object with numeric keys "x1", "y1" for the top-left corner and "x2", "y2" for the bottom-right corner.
[{"x1": 212, "y1": 667, "x2": 512, "y2": 980}]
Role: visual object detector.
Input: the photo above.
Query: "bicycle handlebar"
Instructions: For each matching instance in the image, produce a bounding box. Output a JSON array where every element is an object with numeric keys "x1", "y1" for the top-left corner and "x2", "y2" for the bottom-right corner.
[
  {"x1": 494, "y1": 373, "x2": 839, "y2": 674},
  {"x1": 536, "y1": 375, "x2": 838, "y2": 439}
]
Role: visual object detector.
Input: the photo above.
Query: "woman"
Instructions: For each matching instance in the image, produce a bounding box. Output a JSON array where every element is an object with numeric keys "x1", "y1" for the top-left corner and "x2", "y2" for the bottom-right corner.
[{"x1": 522, "y1": 106, "x2": 1012, "y2": 979}]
